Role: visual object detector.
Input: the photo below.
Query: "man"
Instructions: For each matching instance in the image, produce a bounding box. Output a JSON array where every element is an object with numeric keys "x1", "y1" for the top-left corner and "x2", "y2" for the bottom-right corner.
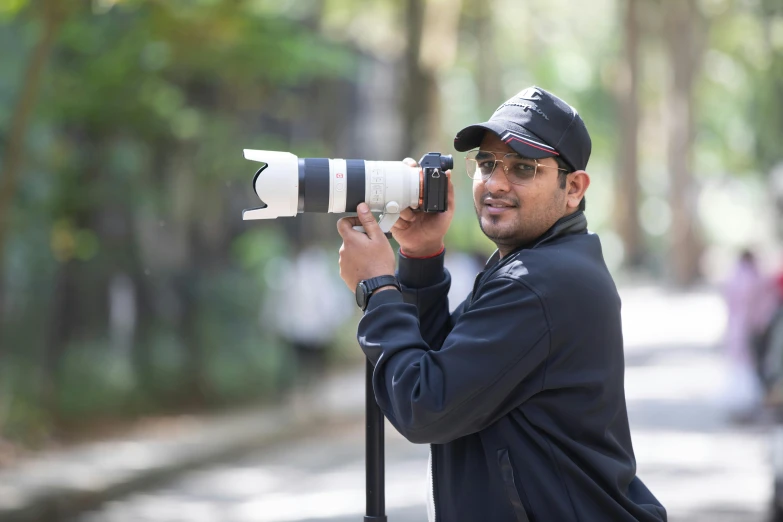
[{"x1": 337, "y1": 86, "x2": 666, "y2": 521}]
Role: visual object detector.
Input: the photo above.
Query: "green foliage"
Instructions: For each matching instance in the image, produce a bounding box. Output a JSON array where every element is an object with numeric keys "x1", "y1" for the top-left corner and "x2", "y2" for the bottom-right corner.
[
  {"x1": 2, "y1": 396, "x2": 51, "y2": 448},
  {"x1": 696, "y1": 0, "x2": 783, "y2": 175},
  {"x1": 0, "y1": 0, "x2": 27, "y2": 20},
  {"x1": 56, "y1": 341, "x2": 138, "y2": 418},
  {"x1": 0, "y1": 0, "x2": 363, "y2": 444},
  {"x1": 232, "y1": 226, "x2": 290, "y2": 281}
]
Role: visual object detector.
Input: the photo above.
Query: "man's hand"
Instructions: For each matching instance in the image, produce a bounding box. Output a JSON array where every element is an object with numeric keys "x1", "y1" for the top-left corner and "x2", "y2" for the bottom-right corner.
[
  {"x1": 390, "y1": 158, "x2": 455, "y2": 257},
  {"x1": 337, "y1": 202, "x2": 396, "y2": 291}
]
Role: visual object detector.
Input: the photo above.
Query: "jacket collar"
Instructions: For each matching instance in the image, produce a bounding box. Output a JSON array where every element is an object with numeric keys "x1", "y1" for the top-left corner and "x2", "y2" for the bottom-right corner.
[{"x1": 485, "y1": 211, "x2": 587, "y2": 269}]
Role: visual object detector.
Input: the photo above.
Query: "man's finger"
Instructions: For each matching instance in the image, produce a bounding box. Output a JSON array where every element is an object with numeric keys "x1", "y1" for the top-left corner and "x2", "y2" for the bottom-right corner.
[
  {"x1": 399, "y1": 207, "x2": 417, "y2": 221},
  {"x1": 356, "y1": 203, "x2": 383, "y2": 240},
  {"x1": 336, "y1": 216, "x2": 362, "y2": 238},
  {"x1": 391, "y1": 217, "x2": 414, "y2": 232},
  {"x1": 446, "y1": 170, "x2": 456, "y2": 210}
]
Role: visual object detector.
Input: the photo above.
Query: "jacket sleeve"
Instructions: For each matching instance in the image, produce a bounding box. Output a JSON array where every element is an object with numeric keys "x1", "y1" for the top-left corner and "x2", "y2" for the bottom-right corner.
[
  {"x1": 358, "y1": 275, "x2": 551, "y2": 444},
  {"x1": 396, "y1": 249, "x2": 453, "y2": 351}
]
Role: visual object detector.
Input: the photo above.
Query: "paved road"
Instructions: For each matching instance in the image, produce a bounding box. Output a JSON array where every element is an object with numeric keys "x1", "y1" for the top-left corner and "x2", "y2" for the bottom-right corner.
[
  {"x1": 621, "y1": 287, "x2": 771, "y2": 522},
  {"x1": 73, "y1": 287, "x2": 773, "y2": 522},
  {"x1": 72, "y1": 420, "x2": 429, "y2": 522}
]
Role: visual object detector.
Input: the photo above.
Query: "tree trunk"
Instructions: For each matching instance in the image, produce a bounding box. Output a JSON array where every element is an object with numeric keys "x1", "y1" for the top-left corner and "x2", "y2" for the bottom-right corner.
[
  {"x1": 178, "y1": 266, "x2": 208, "y2": 408},
  {"x1": 41, "y1": 259, "x2": 79, "y2": 416},
  {"x1": 401, "y1": 0, "x2": 431, "y2": 158},
  {"x1": 615, "y1": 0, "x2": 644, "y2": 269},
  {"x1": 664, "y1": 0, "x2": 703, "y2": 286},
  {"x1": 471, "y1": 0, "x2": 502, "y2": 115},
  {"x1": 0, "y1": 0, "x2": 66, "y2": 323},
  {"x1": 40, "y1": 132, "x2": 105, "y2": 416},
  {"x1": 401, "y1": 0, "x2": 463, "y2": 158}
]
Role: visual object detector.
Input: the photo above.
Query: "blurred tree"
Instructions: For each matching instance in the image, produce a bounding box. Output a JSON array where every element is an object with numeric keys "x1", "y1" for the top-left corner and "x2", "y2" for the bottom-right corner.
[
  {"x1": 0, "y1": 0, "x2": 363, "y2": 441},
  {"x1": 402, "y1": 0, "x2": 434, "y2": 157},
  {"x1": 615, "y1": 0, "x2": 644, "y2": 268},
  {"x1": 664, "y1": 0, "x2": 704, "y2": 286},
  {"x1": 401, "y1": 0, "x2": 462, "y2": 156},
  {"x1": 467, "y1": 0, "x2": 501, "y2": 116},
  {"x1": 754, "y1": 0, "x2": 783, "y2": 239},
  {"x1": 754, "y1": 0, "x2": 783, "y2": 174},
  {"x1": 0, "y1": 0, "x2": 69, "y2": 322}
]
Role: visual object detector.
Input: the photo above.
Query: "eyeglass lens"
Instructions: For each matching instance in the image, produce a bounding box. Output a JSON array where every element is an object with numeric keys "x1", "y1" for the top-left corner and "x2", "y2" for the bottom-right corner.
[{"x1": 466, "y1": 150, "x2": 538, "y2": 184}]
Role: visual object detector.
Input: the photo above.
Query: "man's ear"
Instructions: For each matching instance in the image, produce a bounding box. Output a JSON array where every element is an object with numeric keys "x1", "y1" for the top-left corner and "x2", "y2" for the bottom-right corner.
[{"x1": 566, "y1": 171, "x2": 590, "y2": 210}]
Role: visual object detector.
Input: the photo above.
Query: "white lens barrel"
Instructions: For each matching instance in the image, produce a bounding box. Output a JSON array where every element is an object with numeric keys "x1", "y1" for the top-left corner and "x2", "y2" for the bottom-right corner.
[
  {"x1": 328, "y1": 159, "x2": 347, "y2": 214},
  {"x1": 364, "y1": 161, "x2": 420, "y2": 213},
  {"x1": 242, "y1": 150, "x2": 299, "y2": 220},
  {"x1": 243, "y1": 150, "x2": 422, "y2": 220}
]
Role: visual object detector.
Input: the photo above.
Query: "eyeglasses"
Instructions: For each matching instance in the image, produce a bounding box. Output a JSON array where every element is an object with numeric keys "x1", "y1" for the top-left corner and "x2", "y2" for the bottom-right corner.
[{"x1": 465, "y1": 149, "x2": 569, "y2": 186}]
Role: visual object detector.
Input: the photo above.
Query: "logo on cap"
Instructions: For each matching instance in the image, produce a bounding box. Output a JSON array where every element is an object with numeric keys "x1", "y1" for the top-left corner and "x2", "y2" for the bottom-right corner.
[{"x1": 517, "y1": 87, "x2": 545, "y2": 102}]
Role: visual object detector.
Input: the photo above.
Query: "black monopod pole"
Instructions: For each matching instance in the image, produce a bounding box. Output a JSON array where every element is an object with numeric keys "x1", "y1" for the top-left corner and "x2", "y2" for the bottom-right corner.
[{"x1": 365, "y1": 358, "x2": 387, "y2": 521}]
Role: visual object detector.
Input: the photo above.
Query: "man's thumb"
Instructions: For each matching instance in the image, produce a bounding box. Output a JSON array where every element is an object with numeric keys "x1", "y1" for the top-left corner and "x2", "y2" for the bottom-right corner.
[{"x1": 357, "y1": 203, "x2": 380, "y2": 238}]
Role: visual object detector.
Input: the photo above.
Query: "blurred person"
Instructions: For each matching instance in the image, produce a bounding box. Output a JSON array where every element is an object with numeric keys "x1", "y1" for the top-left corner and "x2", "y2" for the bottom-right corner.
[
  {"x1": 778, "y1": 258, "x2": 783, "y2": 300},
  {"x1": 265, "y1": 246, "x2": 352, "y2": 384},
  {"x1": 755, "y1": 259, "x2": 782, "y2": 378},
  {"x1": 336, "y1": 87, "x2": 665, "y2": 521},
  {"x1": 763, "y1": 257, "x2": 783, "y2": 403},
  {"x1": 720, "y1": 249, "x2": 772, "y2": 421},
  {"x1": 762, "y1": 256, "x2": 783, "y2": 522}
]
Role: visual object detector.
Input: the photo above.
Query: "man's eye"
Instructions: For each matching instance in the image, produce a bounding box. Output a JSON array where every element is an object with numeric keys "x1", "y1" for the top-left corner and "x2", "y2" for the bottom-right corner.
[
  {"x1": 512, "y1": 163, "x2": 536, "y2": 173},
  {"x1": 477, "y1": 160, "x2": 495, "y2": 168}
]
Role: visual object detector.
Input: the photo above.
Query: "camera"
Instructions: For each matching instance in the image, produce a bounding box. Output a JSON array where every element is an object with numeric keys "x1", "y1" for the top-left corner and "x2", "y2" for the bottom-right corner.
[{"x1": 242, "y1": 151, "x2": 452, "y2": 233}]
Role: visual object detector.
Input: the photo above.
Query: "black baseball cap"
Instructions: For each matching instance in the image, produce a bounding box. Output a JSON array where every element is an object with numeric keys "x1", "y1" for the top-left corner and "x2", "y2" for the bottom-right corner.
[{"x1": 453, "y1": 86, "x2": 591, "y2": 172}]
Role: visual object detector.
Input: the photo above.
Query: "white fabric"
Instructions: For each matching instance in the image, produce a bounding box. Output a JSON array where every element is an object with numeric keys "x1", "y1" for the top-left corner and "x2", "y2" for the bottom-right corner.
[
  {"x1": 719, "y1": 360, "x2": 763, "y2": 413},
  {"x1": 427, "y1": 449, "x2": 435, "y2": 522}
]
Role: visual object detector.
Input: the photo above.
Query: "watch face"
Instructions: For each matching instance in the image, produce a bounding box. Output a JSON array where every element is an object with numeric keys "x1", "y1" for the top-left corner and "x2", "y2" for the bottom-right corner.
[{"x1": 355, "y1": 281, "x2": 368, "y2": 310}]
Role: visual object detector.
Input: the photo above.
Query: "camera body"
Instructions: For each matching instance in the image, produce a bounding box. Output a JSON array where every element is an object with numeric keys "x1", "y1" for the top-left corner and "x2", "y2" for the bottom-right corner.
[{"x1": 419, "y1": 152, "x2": 453, "y2": 213}]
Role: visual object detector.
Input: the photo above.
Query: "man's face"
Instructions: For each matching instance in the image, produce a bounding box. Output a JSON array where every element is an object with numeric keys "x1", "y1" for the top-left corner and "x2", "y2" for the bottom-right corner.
[{"x1": 472, "y1": 132, "x2": 569, "y2": 251}]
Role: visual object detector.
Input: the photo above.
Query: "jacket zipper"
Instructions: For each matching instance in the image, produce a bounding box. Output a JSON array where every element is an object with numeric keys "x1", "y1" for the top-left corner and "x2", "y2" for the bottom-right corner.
[
  {"x1": 498, "y1": 448, "x2": 531, "y2": 522},
  {"x1": 429, "y1": 444, "x2": 437, "y2": 521}
]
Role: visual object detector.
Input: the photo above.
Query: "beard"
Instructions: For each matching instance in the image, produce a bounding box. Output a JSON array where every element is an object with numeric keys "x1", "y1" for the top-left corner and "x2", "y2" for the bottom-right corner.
[
  {"x1": 473, "y1": 188, "x2": 567, "y2": 249},
  {"x1": 473, "y1": 196, "x2": 531, "y2": 251},
  {"x1": 475, "y1": 209, "x2": 523, "y2": 242}
]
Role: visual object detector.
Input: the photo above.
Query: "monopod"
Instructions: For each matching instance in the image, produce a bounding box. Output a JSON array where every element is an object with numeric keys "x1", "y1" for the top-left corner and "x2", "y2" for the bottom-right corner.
[{"x1": 365, "y1": 358, "x2": 387, "y2": 521}]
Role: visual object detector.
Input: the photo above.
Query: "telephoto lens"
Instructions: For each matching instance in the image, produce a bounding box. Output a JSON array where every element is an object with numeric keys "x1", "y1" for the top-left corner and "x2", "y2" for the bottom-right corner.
[{"x1": 242, "y1": 150, "x2": 451, "y2": 232}]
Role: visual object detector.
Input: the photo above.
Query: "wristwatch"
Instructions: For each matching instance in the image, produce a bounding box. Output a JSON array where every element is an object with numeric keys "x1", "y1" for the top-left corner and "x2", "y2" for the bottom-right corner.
[{"x1": 355, "y1": 275, "x2": 401, "y2": 311}]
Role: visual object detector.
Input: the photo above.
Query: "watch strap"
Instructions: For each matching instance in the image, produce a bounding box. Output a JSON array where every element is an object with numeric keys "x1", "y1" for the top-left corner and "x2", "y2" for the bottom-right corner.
[
  {"x1": 358, "y1": 275, "x2": 400, "y2": 311},
  {"x1": 364, "y1": 275, "x2": 401, "y2": 293}
]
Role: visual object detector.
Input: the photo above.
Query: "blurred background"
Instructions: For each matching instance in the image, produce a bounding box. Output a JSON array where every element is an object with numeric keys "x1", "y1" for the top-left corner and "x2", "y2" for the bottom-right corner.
[{"x1": 0, "y1": 0, "x2": 782, "y2": 520}]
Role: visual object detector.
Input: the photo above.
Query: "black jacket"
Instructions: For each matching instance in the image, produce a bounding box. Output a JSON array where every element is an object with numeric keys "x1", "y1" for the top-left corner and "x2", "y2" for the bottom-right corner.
[{"x1": 358, "y1": 212, "x2": 667, "y2": 522}]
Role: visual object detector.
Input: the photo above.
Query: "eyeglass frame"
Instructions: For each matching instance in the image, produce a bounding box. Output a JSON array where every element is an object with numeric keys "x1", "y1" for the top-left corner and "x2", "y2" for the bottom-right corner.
[{"x1": 465, "y1": 149, "x2": 570, "y2": 186}]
